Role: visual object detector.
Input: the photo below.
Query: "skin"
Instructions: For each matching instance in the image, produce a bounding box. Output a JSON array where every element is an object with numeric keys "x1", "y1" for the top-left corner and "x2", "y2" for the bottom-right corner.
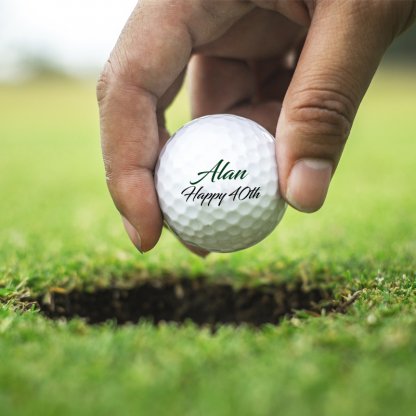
[{"x1": 97, "y1": 0, "x2": 416, "y2": 253}]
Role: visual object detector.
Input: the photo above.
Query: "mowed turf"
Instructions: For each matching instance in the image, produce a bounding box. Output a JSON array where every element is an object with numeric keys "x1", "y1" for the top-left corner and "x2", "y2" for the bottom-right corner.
[{"x1": 1, "y1": 67, "x2": 416, "y2": 415}]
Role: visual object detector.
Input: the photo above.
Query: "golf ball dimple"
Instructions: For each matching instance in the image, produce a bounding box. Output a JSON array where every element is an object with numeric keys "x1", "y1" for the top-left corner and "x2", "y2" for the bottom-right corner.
[{"x1": 155, "y1": 114, "x2": 286, "y2": 253}]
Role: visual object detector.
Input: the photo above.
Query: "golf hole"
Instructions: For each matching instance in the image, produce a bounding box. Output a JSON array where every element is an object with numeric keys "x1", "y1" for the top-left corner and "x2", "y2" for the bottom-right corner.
[{"x1": 33, "y1": 278, "x2": 357, "y2": 328}]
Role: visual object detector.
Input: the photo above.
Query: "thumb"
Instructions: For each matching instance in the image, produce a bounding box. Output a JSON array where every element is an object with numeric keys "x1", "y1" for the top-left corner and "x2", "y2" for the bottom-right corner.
[{"x1": 276, "y1": 1, "x2": 394, "y2": 212}]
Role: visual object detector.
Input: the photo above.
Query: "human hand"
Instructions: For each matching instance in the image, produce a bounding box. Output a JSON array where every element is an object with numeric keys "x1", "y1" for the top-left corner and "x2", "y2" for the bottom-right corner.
[{"x1": 97, "y1": 0, "x2": 415, "y2": 253}]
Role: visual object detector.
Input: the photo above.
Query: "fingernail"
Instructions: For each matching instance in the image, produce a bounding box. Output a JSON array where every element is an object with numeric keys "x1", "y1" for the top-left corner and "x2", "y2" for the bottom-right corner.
[
  {"x1": 121, "y1": 216, "x2": 143, "y2": 253},
  {"x1": 286, "y1": 158, "x2": 333, "y2": 212},
  {"x1": 184, "y1": 243, "x2": 210, "y2": 258}
]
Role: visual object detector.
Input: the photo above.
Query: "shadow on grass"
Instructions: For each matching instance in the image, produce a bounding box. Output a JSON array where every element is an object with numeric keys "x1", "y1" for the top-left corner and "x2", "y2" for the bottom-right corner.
[{"x1": 32, "y1": 277, "x2": 358, "y2": 327}]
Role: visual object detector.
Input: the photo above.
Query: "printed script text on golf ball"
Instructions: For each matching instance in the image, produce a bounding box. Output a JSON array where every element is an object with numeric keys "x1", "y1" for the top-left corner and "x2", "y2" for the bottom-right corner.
[{"x1": 182, "y1": 159, "x2": 261, "y2": 207}]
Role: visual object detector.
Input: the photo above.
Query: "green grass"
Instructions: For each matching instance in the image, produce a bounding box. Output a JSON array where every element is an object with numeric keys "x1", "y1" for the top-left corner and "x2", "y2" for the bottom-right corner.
[{"x1": 1, "y1": 66, "x2": 416, "y2": 415}]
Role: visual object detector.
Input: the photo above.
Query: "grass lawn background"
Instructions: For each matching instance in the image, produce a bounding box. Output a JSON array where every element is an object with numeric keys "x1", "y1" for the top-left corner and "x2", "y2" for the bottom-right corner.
[{"x1": 0, "y1": 65, "x2": 416, "y2": 415}]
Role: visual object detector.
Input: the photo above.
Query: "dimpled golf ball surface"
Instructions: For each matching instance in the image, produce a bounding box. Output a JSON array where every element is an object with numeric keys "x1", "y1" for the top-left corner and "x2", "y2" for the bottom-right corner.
[{"x1": 155, "y1": 114, "x2": 286, "y2": 252}]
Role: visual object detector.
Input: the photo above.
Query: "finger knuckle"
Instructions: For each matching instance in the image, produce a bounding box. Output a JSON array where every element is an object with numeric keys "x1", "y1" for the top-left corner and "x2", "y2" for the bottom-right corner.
[
  {"x1": 97, "y1": 57, "x2": 156, "y2": 108},
  {"x1": 96, "y1": 53, "x2": 134, "y2": 104},
  {"x1": 288, "y1": 87, "x2": 355, "y2": 146},
  {"x1": 105, "y1": 165, "x2": 138, "y2": 205},
  {"x1": 102, "y1": 156, "x2": 115, "y2": 184},
  {"x1": 103, "y1": 162, "x2": 127, "y2": 204},
  {"x1": 104, "y1": 161, "x2": 129, "y2": 189},
  {"x1": 96, "y1": 60, "x2": 115, "y2": 104}
]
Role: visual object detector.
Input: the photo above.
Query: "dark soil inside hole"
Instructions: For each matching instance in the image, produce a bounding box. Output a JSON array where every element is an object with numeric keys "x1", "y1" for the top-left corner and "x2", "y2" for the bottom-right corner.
[{"x1": 35, "y1": 278, "x2": 352, "y2": 327}]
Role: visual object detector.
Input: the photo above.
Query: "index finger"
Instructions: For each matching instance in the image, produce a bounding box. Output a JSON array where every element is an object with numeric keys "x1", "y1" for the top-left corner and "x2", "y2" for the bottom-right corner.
[{"x1": 97, "y1": 2, "x2": 193, "y2": 252}]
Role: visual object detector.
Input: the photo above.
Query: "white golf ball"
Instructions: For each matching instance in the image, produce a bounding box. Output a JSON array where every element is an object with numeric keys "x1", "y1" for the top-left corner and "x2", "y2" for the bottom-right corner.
[{"x1": 155, "y1": 114, "x2": 286, "y2": 253}]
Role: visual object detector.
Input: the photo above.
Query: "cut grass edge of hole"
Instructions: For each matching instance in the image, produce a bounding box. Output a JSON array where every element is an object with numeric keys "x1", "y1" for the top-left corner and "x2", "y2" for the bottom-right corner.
[{"x1": 5, "y1": 277, "x2": 362, "y2": 328}]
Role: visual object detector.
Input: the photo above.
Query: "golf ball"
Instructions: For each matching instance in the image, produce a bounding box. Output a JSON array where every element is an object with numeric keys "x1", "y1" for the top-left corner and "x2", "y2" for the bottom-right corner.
[{"x1": 155, "y1": 114, "x2": 286, "y2": 252}]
